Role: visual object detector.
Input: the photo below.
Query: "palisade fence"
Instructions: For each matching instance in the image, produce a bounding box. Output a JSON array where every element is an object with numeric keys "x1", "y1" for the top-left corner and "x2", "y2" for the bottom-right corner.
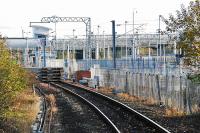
[
  {"x1": 91, "y1": 67, "x2": 200, "y2": 114},
  {"x1": 75, "y1": 56, "x2": 181, "y2": 75}
]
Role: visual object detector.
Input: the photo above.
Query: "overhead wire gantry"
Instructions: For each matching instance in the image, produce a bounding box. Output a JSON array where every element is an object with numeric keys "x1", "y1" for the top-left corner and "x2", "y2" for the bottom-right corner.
[{"x1": 40, "y1": 15, "x2": 92, "y2": 59}]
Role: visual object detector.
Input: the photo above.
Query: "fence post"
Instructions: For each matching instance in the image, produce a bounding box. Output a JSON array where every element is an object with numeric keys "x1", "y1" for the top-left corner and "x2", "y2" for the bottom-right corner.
[
  {"x1": 125, "y1": 71, "x2": 128, "y2": 93},
  {"x1": 132, "y1": 72, "x2": 135, "y2": 96},
  {"x1": 182, "y1": 76, "x2": 188, "y2": 113},
  {"x1": 171, "y1": 75, "x2": 175, "y2": 108},
  {"x1": 143, "y1": 58, "x2": 145, "y2": 71},
  {"x1": 156, "y1": 74, "x2": 162, "y2": 105},
  {"x1": 152, "y1": 74, "x2": 156, "y2": 100},
  {"x1": 153, "y1": 58, "x2": 156, "y2": 73},
  {"x1": 187, "y1": 80, "x2": 192, "y2": 114},
  {"x1": 165, "y1": 73, "x2": 169, "y2": 106},
  {"x1": 148, "y1": 74, "x2": 151, "y2": 99},
  {"x1": 136, "y1": 73, "x2": 139, "y2": 97},
  {"x1": 179, "y1": 75, "x2": 183, "y2": 112}
]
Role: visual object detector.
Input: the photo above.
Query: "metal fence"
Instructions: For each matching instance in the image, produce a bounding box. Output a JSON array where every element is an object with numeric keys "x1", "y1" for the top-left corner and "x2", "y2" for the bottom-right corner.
[
  {"x1": 75, "y1": 56, "x2": 180, "y2": 74},
  {"x1": 91, "y1": 68, "x2": 200, "y2": 114}
]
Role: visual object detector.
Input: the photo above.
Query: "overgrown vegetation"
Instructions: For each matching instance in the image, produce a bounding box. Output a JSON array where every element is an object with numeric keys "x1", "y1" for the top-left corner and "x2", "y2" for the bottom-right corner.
[
  {"x1": 188, "y1": 73, "x2": 200, "y2": 84},
  {"x1": 164, "y1": 0, "x2": 200, "y2": 66},
  {"x1": 0, "y1": 37, "x2": 39, "y2": 132},
  {"x1": 0, "y1": 38, "x2": 27, "y2": 116}
]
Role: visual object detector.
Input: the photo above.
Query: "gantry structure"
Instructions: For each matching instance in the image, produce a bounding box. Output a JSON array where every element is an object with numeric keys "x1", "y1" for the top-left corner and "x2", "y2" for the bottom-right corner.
[{"x1": 41, "y1": 16, "x2": 91, "y2": 59}]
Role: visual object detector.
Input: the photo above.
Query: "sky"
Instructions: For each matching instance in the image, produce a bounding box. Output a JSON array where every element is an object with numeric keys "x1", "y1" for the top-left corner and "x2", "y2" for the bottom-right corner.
[{"x1": 0, "y1": 0, "x2": 192, "y2": 38}]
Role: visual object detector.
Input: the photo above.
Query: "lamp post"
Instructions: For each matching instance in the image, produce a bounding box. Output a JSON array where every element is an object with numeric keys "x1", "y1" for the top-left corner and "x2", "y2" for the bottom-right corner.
[
  {"x1": 159, "y1": 15, "x2": 162, "y2": 58},
  {"x1": 96, "y1": 25, "x2": 100, "y2": 60},
  {"x1": 63, "y1": 39, "x2": 65, "y2": 64},
  {"x1": 116, "y1": 20, "x2": 141, "y2": 60},
  {"x1": 64, "y1": 33, "x2": 77, "y2": 60},
  {"x1": 49, "y1": 31, "x2": 55, "y2": 67},
  {"x1": 73, "y1": 29, "x2": 75, "y2": 38},
  {"x1": 24, "y1": 31, "x2": 31, "y2": 67},
  {"x1": 125, "y1": 21, "x2": 128, "y2": 60},
  {"x1": 111, "y1": 20, "x2": 116, "y2": 69},
  {"x1": 67, "y1": 41, "x2": 70, "y2": 60},
  {"x1": 108, "y1": 33, "x2": 110, "y2": 60},
  {"x1": 37, "y1": 43, "x2": 40, "y2": 67},
  {"x1": 54, "y1": 20, "x2": 57, "y2": 41},
  {"x1": 73, "y1": 29, "x2": 76, "y2": 60},
  {"x1": 103, "y1": 30, "x2": 106, "y2": 59},
  {"x1": 52, "y1": 16, "x2": 58, "y2": 52},
  {"x1": 125, "y1": 21, "x2": 128, "y2": 65},
  {"x1": 133, "y1": 10, "x2": 136, "y2": 61}
]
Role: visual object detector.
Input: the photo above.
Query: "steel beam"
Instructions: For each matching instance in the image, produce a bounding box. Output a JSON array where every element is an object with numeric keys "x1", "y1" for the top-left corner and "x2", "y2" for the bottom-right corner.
[{"x1": 41, "y1": 16, "x2": 91, "y2": 59}]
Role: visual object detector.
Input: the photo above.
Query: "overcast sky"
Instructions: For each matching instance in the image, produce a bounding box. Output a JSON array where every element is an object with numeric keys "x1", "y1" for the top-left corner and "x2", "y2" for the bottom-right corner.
[{"x1": 0, "y1": 0, "x2": 191, "y2": 37}]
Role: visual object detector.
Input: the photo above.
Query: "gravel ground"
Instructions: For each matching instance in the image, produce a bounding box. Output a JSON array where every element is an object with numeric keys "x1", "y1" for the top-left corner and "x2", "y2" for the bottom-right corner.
[
  {"x1": 39, "y1": 83, "x2": 113, "y2": 133},
  {"x1": 97, "y1": 89, "x2": 200, "y2": 133},
  {"x1": 58, "y1": 82, "x2": 160, "y2": 132},
  {"x1": 40, "y1": 82, "x2": 200, "y2": 133}
]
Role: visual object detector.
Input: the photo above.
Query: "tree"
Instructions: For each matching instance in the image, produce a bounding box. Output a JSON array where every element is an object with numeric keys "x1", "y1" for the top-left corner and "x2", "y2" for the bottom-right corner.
[
  {"x1": 164, "y1": 0, "x2": 200, "y2": 66},
  {"x1": 0, "y1": 38, "x2": 27, "y2": 115}
]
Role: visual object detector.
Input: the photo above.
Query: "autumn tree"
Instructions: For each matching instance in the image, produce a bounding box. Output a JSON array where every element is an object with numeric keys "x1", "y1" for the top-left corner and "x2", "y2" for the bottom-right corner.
[
  {"x1": 164, "y1": 0, "x2": 200, "y2": 66},
  {"x1": 0, "y1": 38, "x2": 27, "y2": 116}
]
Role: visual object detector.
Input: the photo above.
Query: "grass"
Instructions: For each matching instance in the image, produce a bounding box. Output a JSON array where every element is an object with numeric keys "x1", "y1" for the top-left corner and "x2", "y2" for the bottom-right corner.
[
  {"x1": 1, "y1": 88, "x2": 40, "y2": 133},
  {"x1": 116, "y1": 93, "x2": 138, "y2": 102},
  {"x1": 46, "y1": 94, "x2": 57, "y2": 113},
  {"x1": 98, "y1": 87, "x2": 113, "y2": 94},
  {"x1": 0, "y1": 72, "x2": 40, "y2": 133},
  {"x1": 98, "y1": 87, "x2": 157, "y2": 104},
  {"x1": 165, "y1": 108, "x2": 185, "y2": 116},
  {"x1": 97, "y1": 87, "x2": 190, "y2": 117}
]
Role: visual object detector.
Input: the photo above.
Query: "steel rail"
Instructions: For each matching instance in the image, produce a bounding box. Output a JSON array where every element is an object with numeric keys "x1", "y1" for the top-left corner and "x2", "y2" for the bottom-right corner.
[
  {"x1": 50, "y1": 82, "x2": 120, "y2": 133},
  {"x1": 35, "y1": 87, "x2": 47, "y2": 132},
  {"x1": 58, "y1": 81, "x2": 171, "y2": 133}
]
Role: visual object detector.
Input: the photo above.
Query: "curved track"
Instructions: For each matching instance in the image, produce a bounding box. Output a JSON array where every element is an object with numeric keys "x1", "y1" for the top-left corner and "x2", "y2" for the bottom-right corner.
[
  {"x1": 50, "y1": 82, "x2": 120, "y2": 133},
  {"x1": 39, "y1": 83, "x2": 115, "y2": 132},
  {"x1": 51, "y1": 82, "x2": 170, "y2": 133}
]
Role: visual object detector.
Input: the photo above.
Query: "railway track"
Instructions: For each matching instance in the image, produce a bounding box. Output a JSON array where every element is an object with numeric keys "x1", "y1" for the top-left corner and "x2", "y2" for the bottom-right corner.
[
  {"x1": 39, "y1": 82, "x2": 115, "y2": 132},
  {"x1": 32, "y1": 87, "x2": 47, "y2": 133},
  {"x1": 50, "y1": 81, "x2": 170, "y2": 133}
]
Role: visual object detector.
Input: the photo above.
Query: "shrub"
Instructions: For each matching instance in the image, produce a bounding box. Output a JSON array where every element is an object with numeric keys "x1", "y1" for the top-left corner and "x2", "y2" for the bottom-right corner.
[{"x1": 0, "y1": 38, "x2": 27, "y2": 116}]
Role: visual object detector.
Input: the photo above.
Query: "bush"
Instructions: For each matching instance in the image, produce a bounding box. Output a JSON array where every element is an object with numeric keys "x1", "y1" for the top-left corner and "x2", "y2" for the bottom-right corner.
[
  {"x1": 0, "y1": 38, "x2": 27, "y2": 116},
  {"x1": 188, "y1": 74, "x2": 200, "y2": 84}
]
